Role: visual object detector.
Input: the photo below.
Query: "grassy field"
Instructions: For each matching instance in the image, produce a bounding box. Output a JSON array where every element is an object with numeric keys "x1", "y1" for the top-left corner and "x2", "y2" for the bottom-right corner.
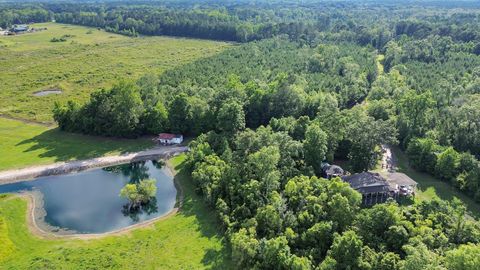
[
  {"x1": 0, "y1": 22, "x2": 230, "y2": 122},
  {"x1": 392, "y1": 146, "x2": 480, "y2": 218},
  {"x1": 0, "y1": 155, "x2": 232, "y2": 269},
  {"x1": 0, "y1": 118, "x2": 154, "y2": 171}
]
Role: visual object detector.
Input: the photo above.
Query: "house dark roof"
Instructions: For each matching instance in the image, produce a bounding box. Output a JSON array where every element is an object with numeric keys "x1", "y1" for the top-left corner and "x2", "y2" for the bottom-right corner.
[
  {"x1": 325, "y1": 165, "x2": 344, "y2": 176},
  {"x1": 342, "y1": 172, "x2": 392, "y2": 194},
  {"x1": 13, "y1": 25, "x2": 28, "y2": 32}
]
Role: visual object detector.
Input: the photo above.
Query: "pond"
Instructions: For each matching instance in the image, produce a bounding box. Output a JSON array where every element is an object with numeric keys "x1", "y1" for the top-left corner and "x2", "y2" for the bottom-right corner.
[
  {"x1": 0, "y1": 160, "x2": 177, "y2": 234},
  {"x1": 33, "y1": 89, "x2": 62, "y2": 96}
]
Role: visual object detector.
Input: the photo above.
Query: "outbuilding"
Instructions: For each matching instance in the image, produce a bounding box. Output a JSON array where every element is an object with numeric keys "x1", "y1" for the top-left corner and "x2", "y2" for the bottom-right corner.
[
  {"x1": 386, "y1": 172, "x2": 417, "y2": 196},
  {"x1": 12, "y1": 24, "x2": 29, "y2": 33},
  {"x1": 322, "y1": 163, "x2": 345, "y2": 179},
  {"x1": 156, "y1": 133, "x2": 183, "y2": 145}
]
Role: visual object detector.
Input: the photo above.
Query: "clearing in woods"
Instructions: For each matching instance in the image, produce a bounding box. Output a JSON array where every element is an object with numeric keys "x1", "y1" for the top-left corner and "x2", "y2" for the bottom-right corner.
[{"x1": 0, "y1": 22, "x2": 231, "y2": 122}]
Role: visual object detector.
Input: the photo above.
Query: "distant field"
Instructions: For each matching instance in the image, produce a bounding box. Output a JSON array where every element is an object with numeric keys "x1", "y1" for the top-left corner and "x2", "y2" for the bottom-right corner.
[
  {"x1": 0, "y1": 118, "x2": 153, "y2": 171},
  {"x1": 0, "y1": 23, "x2": 230, "y2": 122},
  {"x1": 0, "y1": 155, "x2": 232, "y2": 269}
]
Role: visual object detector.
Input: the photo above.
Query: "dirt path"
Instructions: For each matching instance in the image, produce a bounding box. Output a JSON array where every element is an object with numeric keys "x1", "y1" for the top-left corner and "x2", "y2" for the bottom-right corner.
[
  {"x1": 380, "y1": 144, "x2": 398, "y2": 173},
  {"x1": 0, "y1": 145, "x2": 188, "y2": 185}
]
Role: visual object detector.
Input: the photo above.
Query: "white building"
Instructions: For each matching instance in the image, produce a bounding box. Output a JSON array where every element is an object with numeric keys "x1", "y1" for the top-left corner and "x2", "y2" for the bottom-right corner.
[{"x1": 156, "y1": 133, "x2": 184, "y2": 145}]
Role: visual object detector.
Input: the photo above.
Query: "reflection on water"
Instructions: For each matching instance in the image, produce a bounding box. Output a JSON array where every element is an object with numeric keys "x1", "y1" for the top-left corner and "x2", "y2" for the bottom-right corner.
[
  {"x1": 104, "y1": 160, "x2": 166, "y2": 183},
  {"x1": 122, "y1": 197, "x2": 159, "y2": 222},
  {"x1": 0, "y1": 161, "x2": 176, "y2": 234},
  {"x1": 104, "y1": 161, "x2": 150, "y2": 183}
]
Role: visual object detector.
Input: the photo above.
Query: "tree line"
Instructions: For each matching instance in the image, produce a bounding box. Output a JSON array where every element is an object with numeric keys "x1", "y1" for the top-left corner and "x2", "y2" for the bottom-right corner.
[
  {"x1": 0, "y1": 6, "x2": 51, "y2": 29},
  {"x1": 54, "y1": 38, "x2": 387, "y2": 173},
  {"x1": 2, "y1": 0, "x2": 480, "y2": 48},
  {"x1": 53, "y1": 31, "x2": 480, "y2": 196}
]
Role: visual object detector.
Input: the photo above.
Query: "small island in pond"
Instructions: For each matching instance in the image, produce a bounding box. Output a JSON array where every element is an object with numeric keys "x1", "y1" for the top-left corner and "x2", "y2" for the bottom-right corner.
[{"x1": 120, "y1": 178, "x2": 157, "y2": 211}]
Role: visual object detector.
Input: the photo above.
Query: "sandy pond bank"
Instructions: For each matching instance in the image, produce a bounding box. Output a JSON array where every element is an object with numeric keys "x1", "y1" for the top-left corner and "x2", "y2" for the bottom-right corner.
[{"x1": 0, "y1": 145, "x2": 188, "y2": 185}]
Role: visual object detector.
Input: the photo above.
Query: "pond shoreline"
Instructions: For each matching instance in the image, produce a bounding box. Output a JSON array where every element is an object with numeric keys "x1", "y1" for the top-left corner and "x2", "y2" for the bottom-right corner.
[
  {"x1": 15, "y1": 159, "x2": 185, "y2": 240},
  {"x1": 0, "y1": 146, "x2": 188, "y2": 185}
]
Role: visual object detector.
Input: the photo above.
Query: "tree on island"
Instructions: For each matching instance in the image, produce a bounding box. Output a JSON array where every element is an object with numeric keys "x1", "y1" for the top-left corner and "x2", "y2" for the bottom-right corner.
[{"x1": 120, "y1": 179, "x2": 157, "y2": 210}]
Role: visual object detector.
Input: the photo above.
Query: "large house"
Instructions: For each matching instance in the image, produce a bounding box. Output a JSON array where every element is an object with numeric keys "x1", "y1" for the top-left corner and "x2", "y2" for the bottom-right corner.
[
  {"x1": 342, "y1": 172, "x2": 392, "y2": 205},
  {"x1": 155, "y1": 133, "x2": 183, "y2": 145},
  {"x1": 12, "y1": 24, "x2": 29, "y2": 33},
  {"x1": 341, "y1": 171, "x2": 417, "y2": 205}
]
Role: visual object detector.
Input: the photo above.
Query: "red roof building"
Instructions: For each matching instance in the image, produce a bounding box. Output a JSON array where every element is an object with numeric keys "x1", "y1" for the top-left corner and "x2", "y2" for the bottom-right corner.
[{"x1": 156, "y1": 133, "x2": 183, "y2": 145}]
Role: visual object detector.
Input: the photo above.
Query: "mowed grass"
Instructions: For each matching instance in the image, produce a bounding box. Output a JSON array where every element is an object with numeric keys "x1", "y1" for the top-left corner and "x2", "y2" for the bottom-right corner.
[
  {"x1": 0, "y1": 117, "x2": 153, "y2": 171},
  {"x1": 0, "y1": 22, "x2": 230, "y2": 122},
  {"x1": 392, "y1": 146, "x2": 480, "y2": 218},
  {"x1": 0, "y1": 155, "x2": 232, "y2": 269}
]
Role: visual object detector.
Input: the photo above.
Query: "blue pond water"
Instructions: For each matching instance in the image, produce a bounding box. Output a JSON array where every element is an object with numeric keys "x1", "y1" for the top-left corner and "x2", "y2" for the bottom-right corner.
[{"x1": 0, "y1": 161, "x2": 176, "y2": 234}]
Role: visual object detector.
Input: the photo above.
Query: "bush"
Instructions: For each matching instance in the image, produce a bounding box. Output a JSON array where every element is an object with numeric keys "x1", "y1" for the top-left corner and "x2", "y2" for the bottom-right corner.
[
  {"x1": 435, "y1": 147, "x2": 460, "y2": 182},
  {"x1": 50, "y1": 34, "x2": 75, "y2": 42},
  {"x1": 406, "y1": 137, "x2": 441, "y2": 173},
  {"x1": 50, "y1": 37, "x2": 66, "y2": 42}
]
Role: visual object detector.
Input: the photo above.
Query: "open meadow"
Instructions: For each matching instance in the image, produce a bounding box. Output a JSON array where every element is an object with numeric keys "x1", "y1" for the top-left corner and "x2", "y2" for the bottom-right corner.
[
  {"x1": 0, "y1": 118, "x2": 154, "y2": 171},
  {"x1": 0, "y1": 22, "x2": 230, "y2": 122},
  {"x1": 0, "y1": 155, "x2": 232, "y2": 269}
]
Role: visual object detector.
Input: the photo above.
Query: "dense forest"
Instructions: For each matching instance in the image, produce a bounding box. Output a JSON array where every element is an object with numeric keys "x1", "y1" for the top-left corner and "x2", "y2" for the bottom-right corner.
[
  {"x1": 185, "y1": 119, "x2": 480, "y2": 269},
  {"x1": 4, "y1": 0, "x2": 480, "y2": 269},
  {"x1": 0, "y1": 5, "x2": 51, "y2": 28},
  {"x1": 2, "y1": 1, "x2": 480, "y2": 46}
]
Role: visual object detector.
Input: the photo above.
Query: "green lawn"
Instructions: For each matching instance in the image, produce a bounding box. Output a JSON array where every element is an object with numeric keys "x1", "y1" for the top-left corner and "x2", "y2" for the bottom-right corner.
[
  {"x1": 0, "y1": 22, "x2": 230, "y2": 122},
  {"x1": 0, "y1": 155, "x2": 232, "y2": 269},
  {"x1": 0, "y1": 118, "x2": 154, "y2": 171},
  {"x1": 392, "y1": 146, "x2": 480, "y2": 218}
]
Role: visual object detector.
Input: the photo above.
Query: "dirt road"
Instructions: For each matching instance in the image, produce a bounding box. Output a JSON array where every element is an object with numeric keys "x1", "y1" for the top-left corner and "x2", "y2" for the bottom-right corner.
[
  {"x1": 0, "y1": 145, "x2": 188, "y2": 185},
  {"x1": 380, "y1": 144, "x2": 397, "y2": 173}
]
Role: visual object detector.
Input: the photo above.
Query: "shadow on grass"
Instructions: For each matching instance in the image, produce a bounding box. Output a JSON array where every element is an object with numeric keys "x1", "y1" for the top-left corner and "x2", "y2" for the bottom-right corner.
[
  {"x1": 173, "y1": 160, "x2": 233, "y2": 269},
  {"x1": 392, "y1": 146, "x2": 480, "y2": 218},
  {"x1": 15, "y1": 128, "x2": 152, "y2": 162}
]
